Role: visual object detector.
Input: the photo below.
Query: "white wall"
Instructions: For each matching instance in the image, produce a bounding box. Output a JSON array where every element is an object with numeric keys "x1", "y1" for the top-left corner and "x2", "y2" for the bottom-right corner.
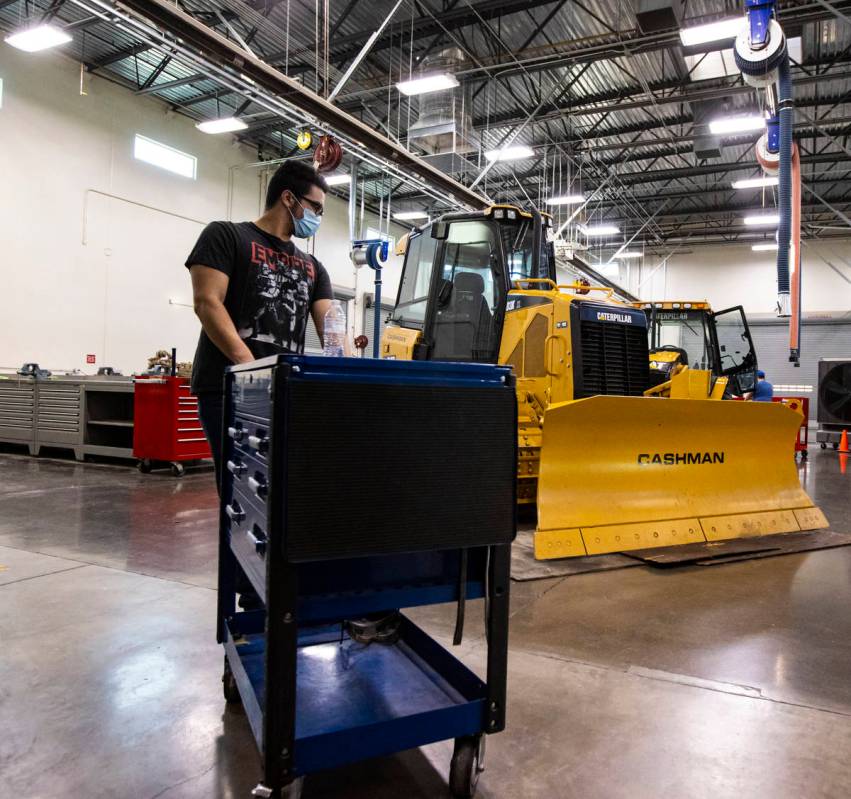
[
  {"x1": 0, "y1": 46, "x2": 407, "y2": 374},
  {"x1": 626, "y1": 239, "x2": 851, "y2": 315}
]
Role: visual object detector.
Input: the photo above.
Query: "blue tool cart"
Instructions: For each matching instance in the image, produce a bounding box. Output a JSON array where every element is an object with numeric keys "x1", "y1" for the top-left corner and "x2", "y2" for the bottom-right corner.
[{"x1": 217, "y1": 355, "x2": 517, "y2": 798}]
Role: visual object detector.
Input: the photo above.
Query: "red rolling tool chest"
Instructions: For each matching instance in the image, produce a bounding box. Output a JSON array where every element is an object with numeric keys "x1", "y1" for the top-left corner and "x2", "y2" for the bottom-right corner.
[
  {"x1": 773, "y1": 396, "x2": 810, "y2": 461},
  {"x1": 133, "y1": 375, "x2": 211, "y2": 475}
]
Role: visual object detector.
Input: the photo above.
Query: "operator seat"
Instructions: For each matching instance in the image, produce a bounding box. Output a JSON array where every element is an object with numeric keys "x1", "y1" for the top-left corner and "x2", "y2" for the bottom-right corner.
[{"x1": 432, "y1": 271, "x2": 494, "y2": 360}]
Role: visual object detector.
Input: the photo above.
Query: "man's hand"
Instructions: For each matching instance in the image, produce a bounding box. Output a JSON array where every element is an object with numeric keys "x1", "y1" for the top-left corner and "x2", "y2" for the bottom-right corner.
[{"x1": 190, "y1": 265, "x2": 254, "y2": 364}]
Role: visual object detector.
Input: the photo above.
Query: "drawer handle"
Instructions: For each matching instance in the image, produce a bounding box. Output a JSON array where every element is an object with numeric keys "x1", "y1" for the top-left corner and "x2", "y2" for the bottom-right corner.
[
  {"x1": 248, "y1": 475, "x2": 268, "y2": 499},
  {"x1": 248, "y1": 526, "x2": 267, "y2": 557},
  {"x1": 225, "y1": 503, "x2": 245, "y2": 524},
  {"x1": 227, "y1": 426, "x2": 245, "y2": 442},
  {"x1": 226, "y1": 460, "x2": 247, "y2": 478},
  {"x1": 248, "y1": 434, "x2": 269, "y2": 453}
]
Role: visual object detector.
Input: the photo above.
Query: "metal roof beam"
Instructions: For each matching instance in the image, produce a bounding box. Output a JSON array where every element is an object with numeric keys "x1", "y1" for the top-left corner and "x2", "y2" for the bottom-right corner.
[
  {"x1": 87, "y1": 42, "x2": 151, "y2": 70},
  {"x1": 332, "y1": 0, "x2": 851, "y2": 106},
  {"x1": 138, "y1": 53, "x2": 171, "y2": 90},
  {"x1": 470, "y1": 68, "x2": 851, "y2": 131},
  {"x1": 135, "y1": 72, "x2": 207, "y2": 95}
]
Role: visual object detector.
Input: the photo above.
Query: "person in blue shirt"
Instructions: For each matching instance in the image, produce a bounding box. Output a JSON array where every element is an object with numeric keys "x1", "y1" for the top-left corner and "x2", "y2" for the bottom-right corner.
[{"x1": 752, "y1": 370, "x2": 774, "y2": 401}]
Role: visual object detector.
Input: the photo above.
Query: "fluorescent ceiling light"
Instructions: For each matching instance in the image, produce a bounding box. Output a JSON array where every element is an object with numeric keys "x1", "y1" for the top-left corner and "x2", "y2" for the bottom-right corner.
[
  {"x1": 752, "y1": 243, "x2": 779, "y2": 251},
  {"x1": 732, "y1": 176, "x2": 779, "y2": 190},
  {"x1": 195, "y1": 117, "x2": 247, "y2": 134},
  {"x1": 582, "y1": 224, "x2": 620, "y2": 236},
  {"x1": 614, "y1": 251, "x2": 642, "y2": 259},
  {"x1": 396, "y1": 73, "x2": 459, "y2": 96},
  {"x1": 4, "y1": 24, "x2": 72, "y2": 52},
  {"x1": 484, "y1": 145, "x2": 535, "y2": 163},
  {"x1": 708, "y1": 115, "x2": 766, "y2": 135},
  {"x1": 324, "y1": 173, "x2": 351, "y2": 186},
  {"x1": 679, "y1": 17, "x2": 743, "y2": 47},
  {"x1": 547, "y1": 194, "x2": 585, "y2": 206},
  {"x1": 743, "y1": 213, "x2": 780, "y2": 226},
  {"x1": 394, "y1": 210, "x2": 429, "y2": 221}
]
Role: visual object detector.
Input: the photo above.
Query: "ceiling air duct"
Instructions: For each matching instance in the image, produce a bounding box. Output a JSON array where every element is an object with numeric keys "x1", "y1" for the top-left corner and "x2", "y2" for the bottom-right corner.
[
  {"x1": 406, "y1": 48, "x2": 479, "y2": 174},
  {"x1": 692, "y1": 101, "x2": 723, "y2": 161},
  {"x1": 634, "y1": 0, "x2": 682, "y2": 34}
]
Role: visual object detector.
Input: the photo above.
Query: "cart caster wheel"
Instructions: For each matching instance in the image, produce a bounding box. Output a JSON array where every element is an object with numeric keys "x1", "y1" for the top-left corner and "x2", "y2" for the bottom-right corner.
[
  {"x1": 821, "y1": 443, "x2": 827, "y2": 450},
  {"x1": 223, "y1": 659, "x2": 241, "y2": 704},
  {"x1": 449, "y1": 736, "x2": 482, "y2": 798},
  {"x1": 833, "y1": 443, "x2": 840, "y2": 450},
  {"x1": 137, "y1": 459, "x2": 153, "y2": 474},
  {"x1": 171, "y1": 462, "x2": 185, "y2": 477},
  {"x1": 801, "y1": 451, "x2": 809, "y2": 461}
]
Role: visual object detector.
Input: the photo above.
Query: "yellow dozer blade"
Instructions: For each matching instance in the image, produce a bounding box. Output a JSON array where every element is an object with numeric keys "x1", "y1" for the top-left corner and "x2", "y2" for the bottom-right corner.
[{"x1": 534, "y1": 396, "x2": 828, "y2": 560}]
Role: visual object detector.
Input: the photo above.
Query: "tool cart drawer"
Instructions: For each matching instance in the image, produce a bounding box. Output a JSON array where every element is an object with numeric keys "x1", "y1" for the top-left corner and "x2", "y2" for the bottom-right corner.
[
  {"x1": 224, "y1": 448, "x2": 271, "y2": 597},
  {"x1": 227, "y1": 416, "x2": 271, "y2": 465},
  {"x1": 224, "y1": 495, "x2": 269, "y2": 597}
]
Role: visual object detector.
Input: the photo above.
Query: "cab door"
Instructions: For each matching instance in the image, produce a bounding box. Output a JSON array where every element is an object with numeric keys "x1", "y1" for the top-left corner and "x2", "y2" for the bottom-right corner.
[{"x1": 709, "y1": 305, "x2": 758, "y2": 396}]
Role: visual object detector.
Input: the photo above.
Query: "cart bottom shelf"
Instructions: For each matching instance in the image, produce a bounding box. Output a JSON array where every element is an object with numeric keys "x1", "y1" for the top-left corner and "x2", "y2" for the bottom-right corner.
[{"x1": 225, "y1": 614, "x2": 487, "y2": 776}]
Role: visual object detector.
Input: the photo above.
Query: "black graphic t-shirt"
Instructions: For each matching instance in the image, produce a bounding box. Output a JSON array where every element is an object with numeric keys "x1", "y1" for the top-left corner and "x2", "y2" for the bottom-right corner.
[{"x1": 185, "y1": 221, "x2": 333, "y2": 394}]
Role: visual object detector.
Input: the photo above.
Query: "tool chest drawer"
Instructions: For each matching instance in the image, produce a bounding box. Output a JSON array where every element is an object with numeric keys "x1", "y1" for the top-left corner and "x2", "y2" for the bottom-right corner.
[
  {"x1": 0, "y1": 380, "x2": 36, "y2": 443},
  {"x1": 37, "y1": 383, "x2": 82, "y2": 439}
]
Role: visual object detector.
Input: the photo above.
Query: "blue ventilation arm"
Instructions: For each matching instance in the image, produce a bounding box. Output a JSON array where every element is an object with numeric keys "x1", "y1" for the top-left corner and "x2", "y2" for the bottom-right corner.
[
  {"x1": 744, "y1": 0, "x2": 775, "y2": 49},
  {"x1": 765, "y1": 114, "x2": 780, "y2": 154}
]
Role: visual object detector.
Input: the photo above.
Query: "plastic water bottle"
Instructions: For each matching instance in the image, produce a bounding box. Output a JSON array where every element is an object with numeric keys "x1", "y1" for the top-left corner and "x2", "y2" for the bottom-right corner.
[{"x1": 323, "y1": 300, "x2": 346, "y2": 357}]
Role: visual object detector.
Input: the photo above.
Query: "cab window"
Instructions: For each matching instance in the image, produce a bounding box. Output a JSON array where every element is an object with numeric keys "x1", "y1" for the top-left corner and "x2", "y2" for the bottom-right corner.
[
  {"x1": 653, "y1": 310, "x2": 713, "y2": 370},
  {"x1": 432, "y1": 220, "x2": 505, "y2": 362},
  {"x1": 393, "y1": 232, "x2": 437, "y2": 329}
]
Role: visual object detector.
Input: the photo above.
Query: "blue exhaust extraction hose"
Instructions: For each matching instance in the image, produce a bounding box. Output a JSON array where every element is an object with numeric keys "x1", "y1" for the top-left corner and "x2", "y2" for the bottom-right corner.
[{"x1": 776, "y1": 57, "x2": 793, "y2": 298}]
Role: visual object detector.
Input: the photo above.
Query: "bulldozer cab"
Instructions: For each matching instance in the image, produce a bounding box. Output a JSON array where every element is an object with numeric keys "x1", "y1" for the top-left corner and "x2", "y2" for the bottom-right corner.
[
  {"x1": 648, "y1": 306, "x2": 715, "y2": 372},
  {"x1": 390, "y1": 206, "x2": 554, "y2": 363},
  {"x1": 645, "y1": 302, "x2": 757, "y2": 396}
]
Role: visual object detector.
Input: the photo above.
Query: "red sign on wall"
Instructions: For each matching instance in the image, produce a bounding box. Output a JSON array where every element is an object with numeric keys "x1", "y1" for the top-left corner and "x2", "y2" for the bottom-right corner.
[{"x1": 86, "y1": 354, "x2": 96, "y2": 364}]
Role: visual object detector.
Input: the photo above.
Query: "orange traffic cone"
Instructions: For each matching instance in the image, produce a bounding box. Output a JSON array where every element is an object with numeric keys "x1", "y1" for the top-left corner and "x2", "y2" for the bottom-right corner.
[{"x1": 840, "y1": 429, "x2": 850, "y2": 455}]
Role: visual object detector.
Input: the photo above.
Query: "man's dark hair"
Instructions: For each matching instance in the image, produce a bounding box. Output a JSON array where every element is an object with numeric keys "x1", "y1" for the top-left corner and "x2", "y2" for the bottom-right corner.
[{"x1": 265, "y1": 160, "x2": 328, "y2": 210}]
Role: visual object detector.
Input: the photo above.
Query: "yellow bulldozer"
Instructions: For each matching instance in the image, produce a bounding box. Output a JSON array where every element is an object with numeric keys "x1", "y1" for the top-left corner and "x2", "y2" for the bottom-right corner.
[{"x1": 381, "y1": 205, "x2": 827, "y2": 560}]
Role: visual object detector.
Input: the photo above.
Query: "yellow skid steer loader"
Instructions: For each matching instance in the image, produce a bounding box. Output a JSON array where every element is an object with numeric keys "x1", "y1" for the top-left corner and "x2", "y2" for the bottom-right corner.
[{"x1": 381, "y1": 205, "x2": 827, "y2": 560}]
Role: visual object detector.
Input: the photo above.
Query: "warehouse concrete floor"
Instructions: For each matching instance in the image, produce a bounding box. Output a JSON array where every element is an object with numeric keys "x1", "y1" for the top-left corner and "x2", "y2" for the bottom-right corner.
[{"x1": 1, "y1": 447, "x2": 850, "y2": 799}]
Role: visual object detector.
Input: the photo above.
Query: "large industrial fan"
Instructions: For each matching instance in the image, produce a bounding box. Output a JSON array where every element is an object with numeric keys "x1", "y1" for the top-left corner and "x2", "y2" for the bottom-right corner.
[{"x1": 816, "y1": 358, "x2": 851, "y2": 449}]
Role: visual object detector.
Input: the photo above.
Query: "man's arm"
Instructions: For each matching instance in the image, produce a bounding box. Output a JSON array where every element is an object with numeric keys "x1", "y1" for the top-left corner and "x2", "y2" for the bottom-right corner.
[
  {"x1": 190, "y1": 265, "x2": 254, "y2": 365},
  {"x1": 310, "y1": 298, "x2": 332, "y2": 348}
]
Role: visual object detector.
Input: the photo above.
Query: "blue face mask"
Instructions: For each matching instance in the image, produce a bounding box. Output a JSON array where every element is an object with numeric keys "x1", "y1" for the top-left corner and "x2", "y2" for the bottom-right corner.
[{"x1": 288, "y1": 199, "x2": 321, "y2": 239}]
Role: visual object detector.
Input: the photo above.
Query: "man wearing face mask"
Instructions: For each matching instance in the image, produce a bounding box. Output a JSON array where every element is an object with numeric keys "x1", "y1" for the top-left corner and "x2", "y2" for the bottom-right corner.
[{"x1": 186, "y1": 159, "x2": 333, "y2": 491}]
